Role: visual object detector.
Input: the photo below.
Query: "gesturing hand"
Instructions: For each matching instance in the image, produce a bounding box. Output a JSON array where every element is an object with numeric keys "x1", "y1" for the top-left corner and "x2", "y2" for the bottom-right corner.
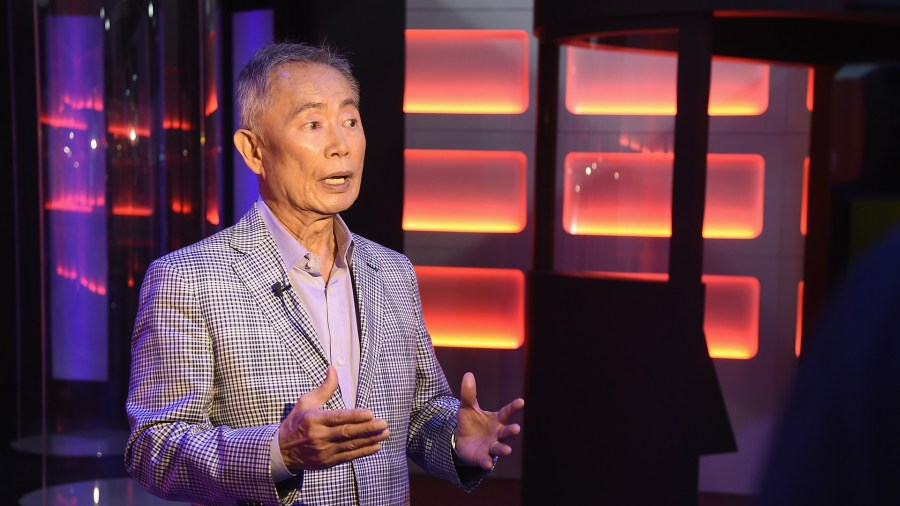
[
  {"x1": 279, "y1": 365, "x2": 390, "y2": 473},
  {"x1": 453, "y1": 371, "x2": 525, "y2": 471}
]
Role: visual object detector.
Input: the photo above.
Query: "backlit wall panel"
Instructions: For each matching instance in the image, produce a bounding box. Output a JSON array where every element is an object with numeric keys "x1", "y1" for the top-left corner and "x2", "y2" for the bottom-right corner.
[
  {"x1": 796, "y1": 281, "x2": 805, "y2": 357},
  {"x1": 403, "y1": 149, "x2": 527, "y2": 232},
  {"x1": 563, "y1": 152, "x2": 765, "y2": 239},
  {"x1": 703, "y1": 275, "x2": 761, "y2": 359},
  {"x1": 416, "y1": 266, "x2": 525, "y2": 349},
  {"x1": 801, "y1": 156, "x2": 810, "y2": 235},
  {"x1": 404, "y1": 29, "x2": 530, "y2": 114},
  {"x1": 566, "y1": 45, "x2": 770, "y2": 116}
]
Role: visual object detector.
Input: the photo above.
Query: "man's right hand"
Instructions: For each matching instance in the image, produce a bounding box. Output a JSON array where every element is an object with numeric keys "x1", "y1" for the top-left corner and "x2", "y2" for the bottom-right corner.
[{"x1": 279, "y1": 365, "x2": 390, "y2": 472}]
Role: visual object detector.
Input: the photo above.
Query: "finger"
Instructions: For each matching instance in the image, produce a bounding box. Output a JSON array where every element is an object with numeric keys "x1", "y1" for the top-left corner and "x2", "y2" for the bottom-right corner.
[
  {"x1": 331, "y1": 429, "x2": 391, "y2": 464},
  {"x1": 496, "y1": 397, "x2": 525, "y2": 422},
  {"x1": 296, "y1": 365, "x2": 340, "y2": 409},
  {"x1": 333, "y1": 418, "x2": 389, "y2": 440},
  {"x1": 337, "y1": 438, "x2": 387, "y2": 462},
  {"x1": 495, "y1": 423, "x2": 521, "y2": 442},
  {"x1": 489, "y1": 440, "x2": 512, "y2": 457},
  {"x1": 459, "y1": 372, "x2": 478, "y2": 410}
]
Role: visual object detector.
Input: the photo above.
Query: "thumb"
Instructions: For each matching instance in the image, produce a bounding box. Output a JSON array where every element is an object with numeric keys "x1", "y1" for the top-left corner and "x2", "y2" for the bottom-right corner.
[
  {"x1": 297, "y1": 365, "x2": 340, "y2": 409},
  {"x1": 459, "y1": 372, "x2": 478, "y2": 410}
]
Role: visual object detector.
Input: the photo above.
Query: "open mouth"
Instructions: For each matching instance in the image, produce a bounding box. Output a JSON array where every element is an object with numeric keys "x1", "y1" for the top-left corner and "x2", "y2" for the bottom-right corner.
[{"x1": 324, "y1": 176, "x2": 349, "y2": 185}]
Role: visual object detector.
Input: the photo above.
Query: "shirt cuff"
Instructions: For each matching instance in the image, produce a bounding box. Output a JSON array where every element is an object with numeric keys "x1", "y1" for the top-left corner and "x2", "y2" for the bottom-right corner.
[{"x1": 270, "y1": 425, "x2": 296, "y2": 484}]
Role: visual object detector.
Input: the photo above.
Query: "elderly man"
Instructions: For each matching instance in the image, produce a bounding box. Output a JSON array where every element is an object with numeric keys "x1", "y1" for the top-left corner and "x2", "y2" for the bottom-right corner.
[{"x1": 124, "y1": 41, "x2": 524, "y2": 506}]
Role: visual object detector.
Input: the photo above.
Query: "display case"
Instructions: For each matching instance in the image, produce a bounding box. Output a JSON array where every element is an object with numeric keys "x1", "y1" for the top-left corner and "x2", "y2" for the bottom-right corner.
[{"x1": 524, "y1": 1, "x2": 900, "y2": 502}]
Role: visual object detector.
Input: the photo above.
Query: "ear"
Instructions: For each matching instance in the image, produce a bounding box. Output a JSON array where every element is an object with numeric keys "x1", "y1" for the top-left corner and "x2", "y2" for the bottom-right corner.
[{"x1": 233, "y1": 129, "x2": 264, "y2": 175}]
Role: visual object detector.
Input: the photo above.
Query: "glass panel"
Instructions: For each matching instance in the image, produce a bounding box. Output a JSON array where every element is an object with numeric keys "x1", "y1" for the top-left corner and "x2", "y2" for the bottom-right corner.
[
  {"x1": 554, "y1": 32, "x2": 678, "y2": 275},
  {"x1": 559, "y1": 34, "x2": 812, "y2": 493},
  {"x1": 17, "y1": 0, "x2": 223, "y2": 502},
  {"x1": 562, "y1": 152, "x2": 764, "y2": 239},
  {"x1": 567, "y1": 45, "x2": 769, "y2": 116},
  {"x1": 43, "y1": 14, "x2": 110, "y2": 382},
  {"x1": 698, "y1": 59, "x2": 812, "y2": 493}
]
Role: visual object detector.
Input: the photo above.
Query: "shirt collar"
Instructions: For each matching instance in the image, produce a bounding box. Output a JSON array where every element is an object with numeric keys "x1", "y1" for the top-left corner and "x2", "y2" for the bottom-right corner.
[{"x1": 256, "y1": 197, "x2": 355, "y2": 274}]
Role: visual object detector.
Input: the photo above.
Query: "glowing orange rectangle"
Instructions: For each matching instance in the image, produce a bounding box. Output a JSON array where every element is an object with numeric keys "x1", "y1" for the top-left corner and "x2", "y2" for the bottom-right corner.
[
  {"x1": 415, "y1": 266, "x2": 524, "y2": 349},
  {"x1": 796, "y1": 280, "x2": 804, "y2": 357},
  {"x1": 563, "y1": 152, "x2": 765, "y2": 239},
  {"x1": 807, "y1": 68, "x2": 814, "y2": 112},
  {"x1": 403, "y1": 149, "x2": 527, "y2": 233},
  {"x1": 801, "y1": 156, "x2": 809, "y2": 236},
  {"x1": 590, "y1": 271, "x2": 759, "y2": 359},
  {"x1": 565, "y1": 46, "x2": 769, "y2": 116},
  {"x1": 404, "y1": 29, "x2": 530, "y2": 114},
  {"x1": 704, "y1": 275, "x2": 760, "y2": 359}
]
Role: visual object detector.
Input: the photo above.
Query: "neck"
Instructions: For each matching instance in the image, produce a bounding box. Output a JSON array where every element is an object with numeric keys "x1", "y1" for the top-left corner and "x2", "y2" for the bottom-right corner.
[{"x1": 270, "y1": 207, "x2": 337, "y2": 262}]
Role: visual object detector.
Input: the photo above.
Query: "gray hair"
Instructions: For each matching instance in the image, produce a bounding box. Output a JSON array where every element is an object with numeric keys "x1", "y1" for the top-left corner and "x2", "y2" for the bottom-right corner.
[{"x1": 234, "y1": 41, "x2": 360, "y2": 135}]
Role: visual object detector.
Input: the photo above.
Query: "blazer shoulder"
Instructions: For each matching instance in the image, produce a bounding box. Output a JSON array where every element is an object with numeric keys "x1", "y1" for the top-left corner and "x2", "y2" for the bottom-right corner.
[
  {"x1": 351, "y1": 234, "x2": 412, "y2": 270},
  {"x1": 149, "y1": 206, "x2": 263, "y2": 271}
]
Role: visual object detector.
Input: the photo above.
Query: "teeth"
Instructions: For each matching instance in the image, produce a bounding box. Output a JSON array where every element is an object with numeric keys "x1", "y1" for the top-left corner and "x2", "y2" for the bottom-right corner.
[{"x1": 325, "y1": 176, "x2": 347, "y2": 184}]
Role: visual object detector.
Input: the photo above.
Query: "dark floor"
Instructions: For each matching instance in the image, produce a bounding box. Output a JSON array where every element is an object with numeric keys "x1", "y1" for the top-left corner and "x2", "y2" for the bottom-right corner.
[{"x1": 409, "y1": 474, "x2": 752, "y2": 506}]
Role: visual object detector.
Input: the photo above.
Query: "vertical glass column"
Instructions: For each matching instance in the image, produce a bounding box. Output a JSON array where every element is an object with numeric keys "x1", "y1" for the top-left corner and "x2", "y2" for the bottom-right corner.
[{"x1": 15, "y1": 1, "x2": 222, "y2": 503}]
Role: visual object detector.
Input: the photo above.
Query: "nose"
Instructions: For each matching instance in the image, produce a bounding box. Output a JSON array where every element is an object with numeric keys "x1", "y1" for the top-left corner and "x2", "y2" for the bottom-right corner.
[{"x1": 326, "y1": 124, "x2": 349, "y2": 158}]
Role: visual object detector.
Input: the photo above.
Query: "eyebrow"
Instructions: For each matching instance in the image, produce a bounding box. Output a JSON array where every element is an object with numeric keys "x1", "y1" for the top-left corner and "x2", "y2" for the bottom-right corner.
[{"x1": 289, "y1": 98, "x2": 360, "y2": 119}]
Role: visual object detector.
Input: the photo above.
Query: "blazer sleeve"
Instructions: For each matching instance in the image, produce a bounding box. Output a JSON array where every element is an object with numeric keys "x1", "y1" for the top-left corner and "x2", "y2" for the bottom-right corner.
[{"x1": 124, "y1": 257, "x2": 284, "y2": 506}]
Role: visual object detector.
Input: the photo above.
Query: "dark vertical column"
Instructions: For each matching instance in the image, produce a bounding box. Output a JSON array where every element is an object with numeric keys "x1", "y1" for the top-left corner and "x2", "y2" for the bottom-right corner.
[
  {"x1": 801, "y1": 65, "x2": 835, "y2": 355},
  {"x1": 669, "y1": 15, "x2": 712, "y2": 290},
  {"x1": 531, "y1": 39, "x2": 559, "y2": 273},
  {"x1": 274, "y1": 0, "x2": 406, "y2": 252},
  {"x1": 668, "y1": 13, "x2": 737, "y2": 501},
  {"x1": 220, "y1": 2, "x2": 235, "y2": 227},
  {"x1": 2, "y1": 0, "x2": 44, "y2": 501}
]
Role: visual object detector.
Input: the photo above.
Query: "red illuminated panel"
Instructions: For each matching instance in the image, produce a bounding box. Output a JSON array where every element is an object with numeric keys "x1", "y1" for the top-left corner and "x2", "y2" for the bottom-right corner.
[
  {"x1": 207, "y1": 203, "x2": 220, "y2": 226},
  {"x1": 704, "y1": 275, "x2": 760, "y2": 359},
  {"x1": 404, "y1": 29, "x2": 530, "y2": 114},
  {"x1": 403, "y1": 149, "x2": 527, "y2": 233},
  {"x1": 171, "y1": 198, "x2": 193, "y2": 214},
  {"x1": 61, "y1": 91, "x2": 104, "y2": 111},
  {"x1": 590, "y1": 271, "x2": 759, "y2": 359},
  {"x1": 563, "y1": 152, "x2": 765, "y2": 239},
  {"x1": 111, "y1": 205, "x2": 153, "y2": 216},
  {"x1": 801, "y1": 156, "x2": 809, "y2": 236},
  {"x1": 46, "y1": 192, "x2": 104, "y2": 213},
  {"x1": 796, "y1": 280, "x2": 804, "y2": 357},
  {"x1": 41, "y1": 115, "x2": 88, "y2": 131},
  {"x1": 162, "y1": 118, "x2": 193, "y2": 131},
  {"x1": 416, "y1": 266, "x2": 524, "y2": 349},
  {"x1": 807, "y1": 68, "x2": 814, "y2": 112},
  {"x1": 206, "y1": 91, "x2": 218, "y2": 117},
  {"x1": 108, "y1": 124, "x2": 151, "y2": 138},
  {"x1": 565, "y1": 46, "x2": 769, "y2": 116}
]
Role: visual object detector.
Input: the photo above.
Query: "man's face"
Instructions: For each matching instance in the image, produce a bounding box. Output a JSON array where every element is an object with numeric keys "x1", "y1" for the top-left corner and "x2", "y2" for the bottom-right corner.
[{"x1": 253, "y1": 62, "x2": 365, "y2": 223}]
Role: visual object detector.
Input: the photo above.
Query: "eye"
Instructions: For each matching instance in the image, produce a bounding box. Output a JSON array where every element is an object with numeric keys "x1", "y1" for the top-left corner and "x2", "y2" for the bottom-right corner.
[
  {"x1": 344, "y1": 118, "x2": 358, "y2": 128},
  {"x1": 305, "y1": 121, "x2": 322, "y2": 130}
]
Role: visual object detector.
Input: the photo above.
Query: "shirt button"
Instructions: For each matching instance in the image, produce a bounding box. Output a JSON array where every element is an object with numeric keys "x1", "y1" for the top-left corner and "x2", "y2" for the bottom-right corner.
[{"x1": 337, "y1": 358, "x2": 345, "y2": 366}]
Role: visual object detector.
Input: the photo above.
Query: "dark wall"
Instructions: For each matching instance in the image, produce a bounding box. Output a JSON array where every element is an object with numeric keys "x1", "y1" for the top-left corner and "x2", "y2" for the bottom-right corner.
[
  {"x1": 273, "y1": 0, "x2": 406, "y2": 253},
  {"x1": 2, "y1": 1, "x2": 45, "y2": 502}
]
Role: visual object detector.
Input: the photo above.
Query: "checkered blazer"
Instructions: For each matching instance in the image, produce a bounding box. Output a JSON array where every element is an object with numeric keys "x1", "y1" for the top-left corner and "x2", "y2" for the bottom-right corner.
[{"x1": 125, "y1": 203, "x2": 481, "y2": 505}]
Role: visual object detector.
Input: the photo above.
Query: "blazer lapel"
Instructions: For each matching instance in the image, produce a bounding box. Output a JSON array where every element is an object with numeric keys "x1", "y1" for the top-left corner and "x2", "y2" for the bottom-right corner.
[
  {"x1": 230, "y1": 206, "x2": 330, "y2": 384},
  {"x1": 351, "y1": 239, "x2": 384, "y2": 410}
]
